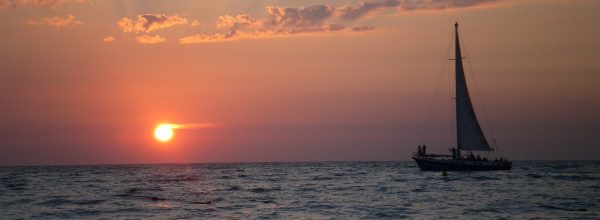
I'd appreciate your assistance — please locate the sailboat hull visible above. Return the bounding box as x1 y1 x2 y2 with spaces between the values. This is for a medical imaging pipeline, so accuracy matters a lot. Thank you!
412 157 512 171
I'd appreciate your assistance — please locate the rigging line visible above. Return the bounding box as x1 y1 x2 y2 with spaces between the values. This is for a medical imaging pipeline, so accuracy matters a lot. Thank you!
458 26 500 152
420 28 454 145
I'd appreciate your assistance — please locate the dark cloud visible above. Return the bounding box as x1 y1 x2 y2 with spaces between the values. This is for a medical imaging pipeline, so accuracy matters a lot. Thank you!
286 23 346 35
351 25 376 32
118 14 188 34
140 14 187 32
117 14 191 44
179 23 347 44
204 6 344 43
180 0 504 44
217 14 260 38
338 0 400 20
265 5 336 27
400 0 501 11
339 0 501 20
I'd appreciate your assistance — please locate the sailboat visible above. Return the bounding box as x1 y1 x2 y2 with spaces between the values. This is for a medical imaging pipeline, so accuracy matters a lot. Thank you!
412 23 512 171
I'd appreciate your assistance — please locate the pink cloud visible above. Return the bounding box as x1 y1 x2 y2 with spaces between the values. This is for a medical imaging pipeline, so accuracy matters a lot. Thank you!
180 5 347 44
179 0 501 44
338 0 501 20
103 36 116 43
117 14 195 44
351 25 376 32
337 0 400 20
118 14 188 34
136 34 165 44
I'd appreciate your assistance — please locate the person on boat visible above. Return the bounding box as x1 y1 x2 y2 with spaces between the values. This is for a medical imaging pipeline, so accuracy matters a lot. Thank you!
456 149 461 160
417 145 422 158
450 147 456 160
422 145 427 157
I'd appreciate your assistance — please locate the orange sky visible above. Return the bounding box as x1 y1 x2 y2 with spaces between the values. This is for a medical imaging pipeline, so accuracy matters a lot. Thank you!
1 0 599 165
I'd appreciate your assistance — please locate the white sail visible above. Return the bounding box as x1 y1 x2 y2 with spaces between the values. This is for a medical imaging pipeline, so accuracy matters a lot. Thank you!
454 23 492 151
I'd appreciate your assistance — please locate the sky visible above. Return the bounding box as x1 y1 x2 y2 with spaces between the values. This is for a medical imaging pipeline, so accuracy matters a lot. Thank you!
1 0 599 166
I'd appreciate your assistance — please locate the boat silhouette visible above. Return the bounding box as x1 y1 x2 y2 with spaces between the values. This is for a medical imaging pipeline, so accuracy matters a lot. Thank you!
412 23 512 171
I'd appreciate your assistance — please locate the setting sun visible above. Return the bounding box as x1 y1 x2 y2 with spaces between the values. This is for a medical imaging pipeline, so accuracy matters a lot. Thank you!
154 124 174 142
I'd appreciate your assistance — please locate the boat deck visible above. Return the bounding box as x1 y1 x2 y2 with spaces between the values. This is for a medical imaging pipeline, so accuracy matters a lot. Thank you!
412 157 512 171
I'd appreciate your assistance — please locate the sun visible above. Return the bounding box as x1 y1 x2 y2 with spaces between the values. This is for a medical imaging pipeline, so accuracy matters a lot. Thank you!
154 124 174 142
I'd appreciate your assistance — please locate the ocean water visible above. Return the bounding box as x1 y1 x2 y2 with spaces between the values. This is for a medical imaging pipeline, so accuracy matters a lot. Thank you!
1 161 599 219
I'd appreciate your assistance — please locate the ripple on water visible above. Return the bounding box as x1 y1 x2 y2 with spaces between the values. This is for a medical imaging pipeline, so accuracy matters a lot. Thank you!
312 176 334 181
4 182 27 191
526 173 543 179
552 174 598 181
226 185 241 191
250 187 281 193
36 197 74 206
539 204 588 212
1 161 599 219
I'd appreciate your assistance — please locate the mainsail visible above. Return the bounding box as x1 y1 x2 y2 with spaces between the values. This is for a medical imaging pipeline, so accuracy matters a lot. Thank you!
454 23 492 151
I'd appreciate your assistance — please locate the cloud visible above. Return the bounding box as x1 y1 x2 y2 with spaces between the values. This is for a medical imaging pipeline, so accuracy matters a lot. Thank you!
118 14 188 33
0 0 88 9
179 0 501 44
103 36 116 43
338 0 501 20
338 0 400 20
265 4 336 28
180 34 235 44
216 14 261 38
117 14 195 44
351 25 376 32
117 17 134 32
179 23 348 44
400 0 501 11
26 14 82 28
180 5 345 44
136 34 165 44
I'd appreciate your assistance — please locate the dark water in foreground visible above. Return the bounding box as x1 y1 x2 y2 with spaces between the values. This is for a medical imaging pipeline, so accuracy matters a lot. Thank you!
1 161 599 219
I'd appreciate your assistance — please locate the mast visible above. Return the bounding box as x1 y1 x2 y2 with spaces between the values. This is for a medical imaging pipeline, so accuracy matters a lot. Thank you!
454 22 492 151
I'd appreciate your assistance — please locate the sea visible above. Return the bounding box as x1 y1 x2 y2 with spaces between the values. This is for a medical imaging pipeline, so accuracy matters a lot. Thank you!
1 161 599 219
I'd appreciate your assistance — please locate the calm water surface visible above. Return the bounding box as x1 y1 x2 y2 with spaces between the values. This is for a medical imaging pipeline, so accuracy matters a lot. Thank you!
1 161 599 219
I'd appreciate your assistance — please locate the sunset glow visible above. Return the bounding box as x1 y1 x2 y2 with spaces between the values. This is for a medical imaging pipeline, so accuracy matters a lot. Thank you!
1 0 599 166
2 1 599 218
154 124 174 142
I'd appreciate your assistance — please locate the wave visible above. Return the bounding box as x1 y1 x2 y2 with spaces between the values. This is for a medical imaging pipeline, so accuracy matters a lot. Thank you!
155 174 199 182
250 187 281 193
539 205 588 212
227 185 241 191
526 173 543 179
2 161 599 219
4 182 27 191
312 176 334 181
307 203 336 209
552 174 598 181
